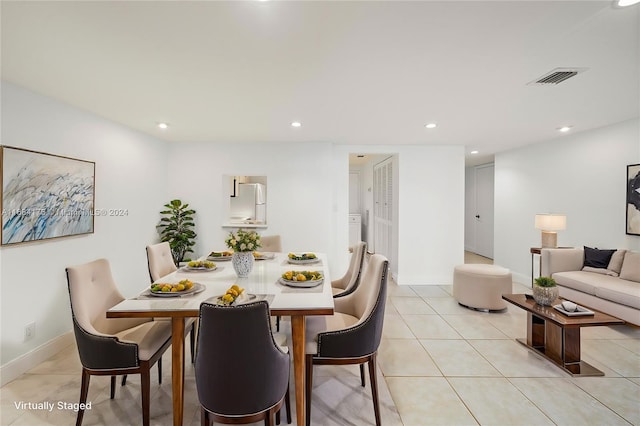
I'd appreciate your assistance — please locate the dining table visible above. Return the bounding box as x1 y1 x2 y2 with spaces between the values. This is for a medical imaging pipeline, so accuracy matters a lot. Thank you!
107 252 334 426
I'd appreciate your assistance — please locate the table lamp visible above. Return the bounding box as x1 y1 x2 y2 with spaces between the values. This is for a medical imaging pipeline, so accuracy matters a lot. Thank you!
535 214 566 248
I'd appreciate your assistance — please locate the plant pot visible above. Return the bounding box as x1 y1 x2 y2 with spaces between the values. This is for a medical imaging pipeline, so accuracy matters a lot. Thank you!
232 251 254 278
532 284 559 306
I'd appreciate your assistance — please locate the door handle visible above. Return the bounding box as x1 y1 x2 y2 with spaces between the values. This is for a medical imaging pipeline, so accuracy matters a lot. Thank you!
475 215 480 219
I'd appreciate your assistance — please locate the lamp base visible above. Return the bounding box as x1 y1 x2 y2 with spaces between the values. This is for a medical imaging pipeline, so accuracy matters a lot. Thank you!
541 231 558 248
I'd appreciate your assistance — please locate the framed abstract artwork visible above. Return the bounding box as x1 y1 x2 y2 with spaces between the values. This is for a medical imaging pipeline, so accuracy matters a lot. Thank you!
1 146 95 245
627 163 640 236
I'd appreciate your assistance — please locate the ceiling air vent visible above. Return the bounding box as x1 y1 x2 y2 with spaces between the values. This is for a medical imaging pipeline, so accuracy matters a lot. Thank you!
528 68 587 85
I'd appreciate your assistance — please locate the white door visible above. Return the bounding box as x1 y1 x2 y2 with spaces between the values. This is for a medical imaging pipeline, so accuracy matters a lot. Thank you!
474 164 494 258
373 158 393 259
349 171 360 214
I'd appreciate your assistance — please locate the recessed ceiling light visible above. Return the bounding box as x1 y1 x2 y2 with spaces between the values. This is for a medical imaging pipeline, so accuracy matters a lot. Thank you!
558 126 572 133
470 150 479 154
291 122 302 128
425 123 437 129
157 122 169 130
617 0 640 7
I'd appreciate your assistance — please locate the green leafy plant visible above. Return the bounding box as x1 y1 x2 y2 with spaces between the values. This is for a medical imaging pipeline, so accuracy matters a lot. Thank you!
225 229 261 252
157 199 197 265
534 276 557 288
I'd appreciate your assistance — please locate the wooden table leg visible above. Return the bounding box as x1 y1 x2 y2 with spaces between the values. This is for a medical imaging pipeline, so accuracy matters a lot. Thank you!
290 315 306 426
171 317 185 426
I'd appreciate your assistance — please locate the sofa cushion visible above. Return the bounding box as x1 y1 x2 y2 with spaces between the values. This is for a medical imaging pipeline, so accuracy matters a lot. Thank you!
619 251 640 283
582 266 619 277
594 279 640 310
583 246 616 269
552 271 600 295
608 250 627 274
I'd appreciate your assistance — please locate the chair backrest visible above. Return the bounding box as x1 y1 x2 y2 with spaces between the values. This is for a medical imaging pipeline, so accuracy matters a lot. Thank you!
146 242 178 282
317 254 388 358
195 300 289 416
333 241 367 293
260 235 282 252
66 259 148 336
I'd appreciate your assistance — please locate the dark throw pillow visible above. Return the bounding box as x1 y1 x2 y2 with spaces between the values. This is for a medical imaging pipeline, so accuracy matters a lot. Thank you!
583 246 616 269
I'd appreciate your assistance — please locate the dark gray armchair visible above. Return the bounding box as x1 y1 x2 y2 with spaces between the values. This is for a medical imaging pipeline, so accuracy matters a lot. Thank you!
65 258 172 426
195 300 290 425
305 254 389 426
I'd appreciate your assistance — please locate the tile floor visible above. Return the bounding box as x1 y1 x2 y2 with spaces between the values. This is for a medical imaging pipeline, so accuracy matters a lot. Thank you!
2 253 639 425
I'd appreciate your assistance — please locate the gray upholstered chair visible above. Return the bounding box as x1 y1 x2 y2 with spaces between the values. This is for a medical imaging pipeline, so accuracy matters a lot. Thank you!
305 254 389 426
66 258 172 426
331 241 367 297
195 300 290 425
260 235 283 252
146 242 197 362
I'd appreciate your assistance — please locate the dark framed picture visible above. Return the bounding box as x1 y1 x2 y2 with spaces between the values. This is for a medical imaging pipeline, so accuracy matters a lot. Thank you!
1 146 95 245
627 163 640 236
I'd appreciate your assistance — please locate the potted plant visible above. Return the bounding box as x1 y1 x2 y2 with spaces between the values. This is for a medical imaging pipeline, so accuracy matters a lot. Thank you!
533 276 559 306
225 229 261 278
157 199 197 266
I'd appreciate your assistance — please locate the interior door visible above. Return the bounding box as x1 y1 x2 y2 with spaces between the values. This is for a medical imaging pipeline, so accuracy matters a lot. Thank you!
474 164 494 259
373 158 393 259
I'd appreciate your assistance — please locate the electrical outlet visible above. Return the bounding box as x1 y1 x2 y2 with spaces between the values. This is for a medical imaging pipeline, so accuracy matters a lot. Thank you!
24 322 35 342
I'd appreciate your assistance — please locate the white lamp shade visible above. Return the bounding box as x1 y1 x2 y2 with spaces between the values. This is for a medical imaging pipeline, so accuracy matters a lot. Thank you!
535 214 566 231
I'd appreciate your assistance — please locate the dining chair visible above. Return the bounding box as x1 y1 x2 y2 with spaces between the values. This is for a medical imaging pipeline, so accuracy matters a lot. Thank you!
305 254 389 426
260 235 283 252
65 258 172 426
146 242 197 363
331 241 367 297
195 300 291 426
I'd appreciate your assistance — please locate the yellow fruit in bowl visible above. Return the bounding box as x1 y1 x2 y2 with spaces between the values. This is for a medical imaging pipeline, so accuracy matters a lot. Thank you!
296 273 307 281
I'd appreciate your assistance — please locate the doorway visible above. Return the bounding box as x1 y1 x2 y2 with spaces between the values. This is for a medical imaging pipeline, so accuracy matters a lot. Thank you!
465 163 494 259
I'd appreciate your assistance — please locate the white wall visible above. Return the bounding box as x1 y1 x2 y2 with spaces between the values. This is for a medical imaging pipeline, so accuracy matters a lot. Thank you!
494 118 640 284
165 141 336 273
334 145 466 285
0 83 169 370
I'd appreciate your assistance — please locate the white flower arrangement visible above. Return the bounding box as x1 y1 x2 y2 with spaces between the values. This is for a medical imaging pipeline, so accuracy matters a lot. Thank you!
225 229 262 252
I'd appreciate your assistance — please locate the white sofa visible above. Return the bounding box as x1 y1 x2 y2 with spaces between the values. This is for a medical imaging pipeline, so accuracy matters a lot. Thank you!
541 248 640 326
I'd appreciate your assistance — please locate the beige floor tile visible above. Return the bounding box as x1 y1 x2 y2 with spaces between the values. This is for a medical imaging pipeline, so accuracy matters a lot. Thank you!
25 344 80 375
422 297 482 315
390 297 436 315
308 366 402 426
610 338 640 354
438 284 453 296
386 285 418 298
483 309 528 339
448 377 554 425
378 339 441 377
441 315 509 339
383 314 417 339
510 377 631 425
386 377 477 425
570 377 640 425
403 315 462 339
469 340 565 377
581 339 640 377
582 324 640 340
409 285 450 298
420 340 501 377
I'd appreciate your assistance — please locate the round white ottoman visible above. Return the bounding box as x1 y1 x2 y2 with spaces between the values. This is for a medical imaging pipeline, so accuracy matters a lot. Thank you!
452 264 512 311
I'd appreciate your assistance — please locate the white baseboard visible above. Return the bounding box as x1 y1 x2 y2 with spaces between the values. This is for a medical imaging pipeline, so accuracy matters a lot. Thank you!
0 332 74 387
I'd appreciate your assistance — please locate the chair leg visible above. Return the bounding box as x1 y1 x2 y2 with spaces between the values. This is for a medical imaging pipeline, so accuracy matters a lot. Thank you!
77 369 91 426
285 385 292 424
201 407 209 426
276 316 280 332
360 363 366 387
141 365 151 426
265 409 274 426
110 376 116 399
122 375 127 386
158 357 162 384
190 327 196 363
276 408 281 425
305 354 314 426
368 353 381 426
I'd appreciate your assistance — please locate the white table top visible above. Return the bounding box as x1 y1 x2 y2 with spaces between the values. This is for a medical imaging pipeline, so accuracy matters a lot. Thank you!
108 252 334 317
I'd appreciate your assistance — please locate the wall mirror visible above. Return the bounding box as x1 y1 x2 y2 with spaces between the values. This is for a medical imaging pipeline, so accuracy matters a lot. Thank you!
225 175 267 225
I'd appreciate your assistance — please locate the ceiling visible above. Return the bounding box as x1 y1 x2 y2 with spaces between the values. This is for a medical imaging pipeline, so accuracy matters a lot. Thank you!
2 1 639 166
